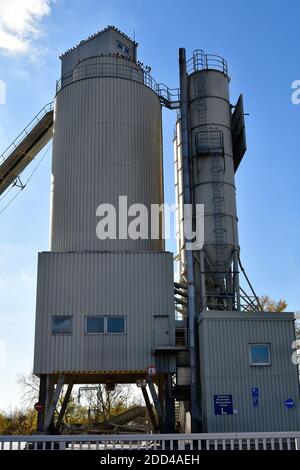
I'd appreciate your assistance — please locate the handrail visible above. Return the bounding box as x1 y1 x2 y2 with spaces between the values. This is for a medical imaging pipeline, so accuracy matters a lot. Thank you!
0 432 299 451
0 102 54 164
186 49 228 76
56 62 180 108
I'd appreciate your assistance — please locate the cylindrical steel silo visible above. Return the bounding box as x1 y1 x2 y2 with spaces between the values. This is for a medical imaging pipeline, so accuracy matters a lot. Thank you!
189 66 239 275
174 50 240 310
50 54 164 252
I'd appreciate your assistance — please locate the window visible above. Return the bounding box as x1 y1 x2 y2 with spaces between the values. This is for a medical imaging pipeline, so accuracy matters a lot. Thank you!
116 41 130 55
86 316 104 334
52 316 72 334
85 316 126 334
249 343 271 366
107 317 125 333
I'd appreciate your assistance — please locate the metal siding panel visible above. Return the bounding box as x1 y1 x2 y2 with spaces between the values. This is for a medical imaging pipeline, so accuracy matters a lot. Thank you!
33 252 174 375
51 73 163 253
199 311 300 432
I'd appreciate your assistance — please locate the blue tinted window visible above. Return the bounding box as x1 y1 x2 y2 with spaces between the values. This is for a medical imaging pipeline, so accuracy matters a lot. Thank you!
250 344 271 365
107 317 125 333
52 316 72 334
86 317 104 333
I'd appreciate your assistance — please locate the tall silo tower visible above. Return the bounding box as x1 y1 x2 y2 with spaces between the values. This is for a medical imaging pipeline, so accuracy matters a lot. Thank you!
50 28 164 253
174 49 245 313
174 49 300 434
33 27 176 433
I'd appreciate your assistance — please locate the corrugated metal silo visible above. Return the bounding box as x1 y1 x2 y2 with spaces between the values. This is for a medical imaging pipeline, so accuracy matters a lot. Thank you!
51 54 164 252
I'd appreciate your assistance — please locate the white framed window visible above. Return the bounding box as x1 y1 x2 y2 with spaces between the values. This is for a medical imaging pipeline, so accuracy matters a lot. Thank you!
249 343 271 366
52 316 72 334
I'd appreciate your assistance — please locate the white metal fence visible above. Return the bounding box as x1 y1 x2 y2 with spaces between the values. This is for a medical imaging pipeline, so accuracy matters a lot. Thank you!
0 432 300 451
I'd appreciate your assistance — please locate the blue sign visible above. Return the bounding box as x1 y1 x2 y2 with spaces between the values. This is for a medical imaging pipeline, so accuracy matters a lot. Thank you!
214 395 233 415
285 399 295 409
251 387 259 407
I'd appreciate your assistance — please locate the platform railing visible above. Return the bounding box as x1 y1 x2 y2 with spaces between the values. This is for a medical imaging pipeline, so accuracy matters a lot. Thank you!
186 49 228 76
0 432 300 451
56 61 180 108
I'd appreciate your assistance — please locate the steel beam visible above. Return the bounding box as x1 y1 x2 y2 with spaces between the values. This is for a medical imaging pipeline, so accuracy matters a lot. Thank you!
141 386 158 432
55 379 74 432
37 375 47 432
146 377 164 432
43 375 65 432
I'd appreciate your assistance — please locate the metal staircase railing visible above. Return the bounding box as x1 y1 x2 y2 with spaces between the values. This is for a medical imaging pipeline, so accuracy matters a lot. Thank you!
0 102 53 165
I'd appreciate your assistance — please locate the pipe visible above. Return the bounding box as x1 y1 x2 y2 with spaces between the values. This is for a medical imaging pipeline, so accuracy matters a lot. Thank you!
233 250 241 310
179 47 202 432
200 250 207 311
238 253 263 311
240 286 260 311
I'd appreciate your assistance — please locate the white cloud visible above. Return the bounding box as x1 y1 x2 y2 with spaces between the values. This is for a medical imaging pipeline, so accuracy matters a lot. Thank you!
0 0 53 55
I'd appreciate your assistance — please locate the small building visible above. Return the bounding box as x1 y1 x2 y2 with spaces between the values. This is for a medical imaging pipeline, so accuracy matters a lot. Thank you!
198 311 300 432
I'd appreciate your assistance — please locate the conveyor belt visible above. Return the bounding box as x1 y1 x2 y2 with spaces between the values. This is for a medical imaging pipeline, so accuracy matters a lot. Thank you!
0 102 53 195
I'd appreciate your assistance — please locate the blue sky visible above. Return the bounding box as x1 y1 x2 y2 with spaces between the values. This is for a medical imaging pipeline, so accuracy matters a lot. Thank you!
0 0 299 409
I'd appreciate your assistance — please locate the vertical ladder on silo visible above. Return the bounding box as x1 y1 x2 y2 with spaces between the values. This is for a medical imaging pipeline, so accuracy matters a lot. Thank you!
210 134 227 289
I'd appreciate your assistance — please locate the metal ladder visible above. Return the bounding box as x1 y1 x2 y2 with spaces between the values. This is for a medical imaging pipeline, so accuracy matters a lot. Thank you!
211 150 227 287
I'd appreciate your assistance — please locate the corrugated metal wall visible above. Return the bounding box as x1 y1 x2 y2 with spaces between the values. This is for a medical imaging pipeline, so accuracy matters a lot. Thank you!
199 311 300 431
51 65 164 252
34 252 174 375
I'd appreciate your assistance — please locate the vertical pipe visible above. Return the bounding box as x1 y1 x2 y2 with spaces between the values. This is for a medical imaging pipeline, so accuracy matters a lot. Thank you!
233 251 241 310
179 48 202 432
200 249 207 311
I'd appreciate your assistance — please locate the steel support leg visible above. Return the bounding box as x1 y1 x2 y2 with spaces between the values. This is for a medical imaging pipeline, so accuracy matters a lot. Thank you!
146 377 164 432
141 385 158 432
37 375 47 432
55 379 74 433
43 375 65 432
165 375 175 433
